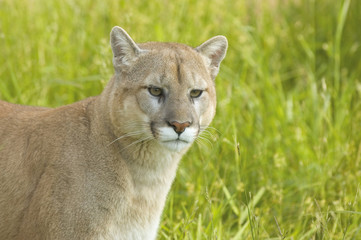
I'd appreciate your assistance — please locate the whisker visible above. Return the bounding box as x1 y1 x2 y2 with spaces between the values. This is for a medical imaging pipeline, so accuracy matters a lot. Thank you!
199 126 220 142
122 124 150 131
195 137 211 149
129 138 154 156
120 120 150 127
107 130 146 146
200 126 220 134
199 129 216 138
120 136 154 153
195 135 213 148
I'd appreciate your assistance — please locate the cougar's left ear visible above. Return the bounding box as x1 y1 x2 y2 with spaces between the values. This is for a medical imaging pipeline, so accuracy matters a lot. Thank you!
110 26 145 72
196 35 228 80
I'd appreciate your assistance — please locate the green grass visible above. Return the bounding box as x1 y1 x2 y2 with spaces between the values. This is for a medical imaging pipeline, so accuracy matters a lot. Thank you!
1 0 361 238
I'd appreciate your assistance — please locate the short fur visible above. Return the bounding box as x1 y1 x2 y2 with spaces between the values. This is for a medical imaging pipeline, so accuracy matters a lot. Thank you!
0 26 227 240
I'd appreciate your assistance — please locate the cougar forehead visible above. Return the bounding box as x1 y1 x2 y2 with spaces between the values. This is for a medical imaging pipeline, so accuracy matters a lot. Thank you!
132 42 212 86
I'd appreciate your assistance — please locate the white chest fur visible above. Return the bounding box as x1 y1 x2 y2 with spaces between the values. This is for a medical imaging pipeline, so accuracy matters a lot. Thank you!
102 218 159 240
99 146 182 240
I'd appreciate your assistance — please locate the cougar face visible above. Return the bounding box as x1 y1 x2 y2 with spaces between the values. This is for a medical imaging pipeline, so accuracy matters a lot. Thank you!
108 28 227 153
135 45 216 152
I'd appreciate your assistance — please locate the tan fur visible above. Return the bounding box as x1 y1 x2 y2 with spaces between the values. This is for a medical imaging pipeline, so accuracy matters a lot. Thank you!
0 27 227 240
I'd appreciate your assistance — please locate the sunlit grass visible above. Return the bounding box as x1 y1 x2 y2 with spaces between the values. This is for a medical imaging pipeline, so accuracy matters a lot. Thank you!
1 0 361 239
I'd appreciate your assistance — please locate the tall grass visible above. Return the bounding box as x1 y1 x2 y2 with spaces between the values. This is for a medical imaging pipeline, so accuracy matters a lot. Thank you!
1 0 361 238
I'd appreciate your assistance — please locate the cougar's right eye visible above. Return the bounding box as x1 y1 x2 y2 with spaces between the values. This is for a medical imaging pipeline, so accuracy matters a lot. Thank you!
148 87 163 97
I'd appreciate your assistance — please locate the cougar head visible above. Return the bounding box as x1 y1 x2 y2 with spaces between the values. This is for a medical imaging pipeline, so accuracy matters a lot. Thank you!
106 26 227 152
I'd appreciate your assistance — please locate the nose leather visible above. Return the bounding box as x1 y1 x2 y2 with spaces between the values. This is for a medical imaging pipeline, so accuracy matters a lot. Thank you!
168 121 191 134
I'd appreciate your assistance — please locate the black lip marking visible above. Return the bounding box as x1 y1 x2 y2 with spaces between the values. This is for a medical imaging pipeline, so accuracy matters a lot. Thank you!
150 121 156 137
162 139 189 144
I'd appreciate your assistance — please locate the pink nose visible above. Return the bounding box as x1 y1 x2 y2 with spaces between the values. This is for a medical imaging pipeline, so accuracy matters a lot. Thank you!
168 121 191 134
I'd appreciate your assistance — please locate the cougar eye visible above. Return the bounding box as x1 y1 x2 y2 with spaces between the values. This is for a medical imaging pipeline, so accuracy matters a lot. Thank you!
190 89 203 98
148 87 163 97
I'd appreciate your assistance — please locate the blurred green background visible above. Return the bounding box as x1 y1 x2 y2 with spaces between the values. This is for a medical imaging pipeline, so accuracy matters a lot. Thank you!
1 0 361 239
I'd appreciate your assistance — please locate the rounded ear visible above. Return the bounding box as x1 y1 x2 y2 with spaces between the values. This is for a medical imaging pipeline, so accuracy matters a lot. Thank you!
110 26 145 72
196 36 228 80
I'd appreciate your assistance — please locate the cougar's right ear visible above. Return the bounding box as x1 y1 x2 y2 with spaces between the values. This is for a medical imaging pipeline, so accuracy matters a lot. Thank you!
110 26 144 72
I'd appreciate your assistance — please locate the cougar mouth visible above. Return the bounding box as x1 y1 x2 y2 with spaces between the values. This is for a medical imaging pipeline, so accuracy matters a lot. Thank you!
162 138 190 144
161 139 191 152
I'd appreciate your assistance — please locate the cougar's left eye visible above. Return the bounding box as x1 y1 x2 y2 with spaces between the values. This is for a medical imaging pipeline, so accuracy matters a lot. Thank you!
148 87 163 97
190 89 203 98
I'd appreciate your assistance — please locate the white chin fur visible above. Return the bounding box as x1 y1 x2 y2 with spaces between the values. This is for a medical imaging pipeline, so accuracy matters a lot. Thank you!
157 127 198 152
161 140 191 152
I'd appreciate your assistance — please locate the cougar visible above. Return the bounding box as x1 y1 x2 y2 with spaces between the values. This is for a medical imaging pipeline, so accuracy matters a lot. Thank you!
0 26 227 240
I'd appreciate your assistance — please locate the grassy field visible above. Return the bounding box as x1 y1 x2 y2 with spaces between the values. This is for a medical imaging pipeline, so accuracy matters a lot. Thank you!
1 0 361 239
